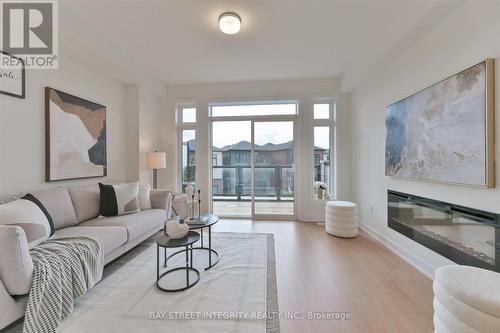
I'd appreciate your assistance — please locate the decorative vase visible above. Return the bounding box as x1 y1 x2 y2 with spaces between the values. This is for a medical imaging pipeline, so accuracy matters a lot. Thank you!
185 183 194 200
165 220 189 239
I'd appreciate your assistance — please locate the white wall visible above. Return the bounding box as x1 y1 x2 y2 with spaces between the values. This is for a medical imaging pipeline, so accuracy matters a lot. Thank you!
159 78 351 221
350 0 500 278
123 85 140 182
123 85 163 185
0 55 163 193
0 56 128 193
139 88 162 185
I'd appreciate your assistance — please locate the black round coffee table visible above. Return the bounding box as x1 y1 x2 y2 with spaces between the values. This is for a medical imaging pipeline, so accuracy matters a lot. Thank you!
167 214 220 271
156 231 200 292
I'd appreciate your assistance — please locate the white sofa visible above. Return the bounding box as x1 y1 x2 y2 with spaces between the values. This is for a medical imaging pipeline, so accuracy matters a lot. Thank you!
0 184 173 330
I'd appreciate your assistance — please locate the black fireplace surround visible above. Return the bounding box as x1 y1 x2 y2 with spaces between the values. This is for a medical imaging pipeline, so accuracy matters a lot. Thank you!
388 190 500 273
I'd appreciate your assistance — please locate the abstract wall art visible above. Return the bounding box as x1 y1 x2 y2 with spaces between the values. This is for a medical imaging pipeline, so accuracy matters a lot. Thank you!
45 87 107 181
385 59 494 187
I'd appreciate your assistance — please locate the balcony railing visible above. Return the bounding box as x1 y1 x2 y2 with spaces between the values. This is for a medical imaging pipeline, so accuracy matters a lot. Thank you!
212 165 293 201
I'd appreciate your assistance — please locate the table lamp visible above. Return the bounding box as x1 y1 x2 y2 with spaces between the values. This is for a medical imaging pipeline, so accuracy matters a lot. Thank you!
147 151 166 189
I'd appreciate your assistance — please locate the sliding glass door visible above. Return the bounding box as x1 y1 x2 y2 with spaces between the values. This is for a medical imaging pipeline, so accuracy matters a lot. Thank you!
212 121 252 217
211 118 295 218
253 121 294 217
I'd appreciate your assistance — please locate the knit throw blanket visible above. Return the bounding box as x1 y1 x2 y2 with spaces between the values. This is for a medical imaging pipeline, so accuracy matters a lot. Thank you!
23 236 104 333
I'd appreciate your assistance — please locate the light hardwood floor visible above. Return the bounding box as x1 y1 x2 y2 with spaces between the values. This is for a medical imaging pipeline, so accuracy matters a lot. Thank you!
213 219 434 333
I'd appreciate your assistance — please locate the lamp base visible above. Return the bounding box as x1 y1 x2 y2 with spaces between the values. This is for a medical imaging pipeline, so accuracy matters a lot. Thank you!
153 169 158 189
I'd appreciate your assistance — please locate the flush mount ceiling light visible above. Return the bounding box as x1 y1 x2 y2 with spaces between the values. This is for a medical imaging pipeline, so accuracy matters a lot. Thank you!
219 12 241 35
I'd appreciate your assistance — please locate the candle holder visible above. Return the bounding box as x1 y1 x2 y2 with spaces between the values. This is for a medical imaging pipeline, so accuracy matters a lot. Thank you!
191 194 195 219
185 189 208 225
198 189 201 219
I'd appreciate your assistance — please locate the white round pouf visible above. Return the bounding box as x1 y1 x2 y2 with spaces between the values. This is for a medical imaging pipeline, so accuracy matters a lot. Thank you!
433 265 500 333
325 201 358 238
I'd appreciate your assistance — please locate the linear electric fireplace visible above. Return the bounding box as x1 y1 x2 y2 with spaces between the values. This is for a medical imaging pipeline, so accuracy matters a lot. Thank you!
388 190 500 272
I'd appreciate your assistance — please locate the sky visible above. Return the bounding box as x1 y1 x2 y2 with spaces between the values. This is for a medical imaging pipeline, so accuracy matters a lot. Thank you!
211 121 296 147
185 121 329 149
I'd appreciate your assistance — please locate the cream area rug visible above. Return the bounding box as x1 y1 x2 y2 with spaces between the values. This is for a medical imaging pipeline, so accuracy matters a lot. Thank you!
53 232 279 333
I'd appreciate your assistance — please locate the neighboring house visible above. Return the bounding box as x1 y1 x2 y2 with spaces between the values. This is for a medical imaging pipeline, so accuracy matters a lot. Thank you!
184 139 329 199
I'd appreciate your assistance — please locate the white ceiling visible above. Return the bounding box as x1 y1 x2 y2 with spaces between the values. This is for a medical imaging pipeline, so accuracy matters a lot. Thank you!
61 0 460 91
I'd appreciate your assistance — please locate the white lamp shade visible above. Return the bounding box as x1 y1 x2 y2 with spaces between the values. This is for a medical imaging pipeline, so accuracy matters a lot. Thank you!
147 152 166 169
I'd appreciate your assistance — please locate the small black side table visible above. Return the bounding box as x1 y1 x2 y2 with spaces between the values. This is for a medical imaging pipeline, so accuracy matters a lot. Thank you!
156 231 200 292
167 214 220 270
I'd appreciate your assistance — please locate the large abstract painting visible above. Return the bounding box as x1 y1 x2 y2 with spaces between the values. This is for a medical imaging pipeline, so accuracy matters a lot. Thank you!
45 87 107 181
385 60 494 187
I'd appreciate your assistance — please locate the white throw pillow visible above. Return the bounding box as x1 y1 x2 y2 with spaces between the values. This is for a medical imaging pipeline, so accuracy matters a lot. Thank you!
0 194 55 249
99 182 140 217
138 183 152 210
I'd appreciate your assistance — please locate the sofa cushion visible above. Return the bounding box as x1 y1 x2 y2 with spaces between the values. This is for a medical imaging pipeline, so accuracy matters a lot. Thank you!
151 190 173 219
80 209 166 241
54 226 128 256
138 183 152 210
68 184 100 223
31 187 77 229
0 196 54 249
0 225 33 295
99 182 140 217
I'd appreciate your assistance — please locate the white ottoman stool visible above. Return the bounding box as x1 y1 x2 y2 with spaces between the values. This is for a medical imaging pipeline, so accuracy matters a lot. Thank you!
433 265 500 333
325 201 358 238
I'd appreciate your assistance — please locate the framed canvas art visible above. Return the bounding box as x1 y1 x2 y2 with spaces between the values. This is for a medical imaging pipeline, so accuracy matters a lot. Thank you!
385 59 494 188
0 51 25 99
45 87 107 181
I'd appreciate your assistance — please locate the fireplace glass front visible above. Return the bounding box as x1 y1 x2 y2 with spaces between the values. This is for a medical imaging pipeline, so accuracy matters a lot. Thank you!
388 190 500 272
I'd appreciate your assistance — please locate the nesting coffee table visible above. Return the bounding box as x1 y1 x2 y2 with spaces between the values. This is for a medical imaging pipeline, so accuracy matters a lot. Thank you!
156 231 200 292
166 214 220 271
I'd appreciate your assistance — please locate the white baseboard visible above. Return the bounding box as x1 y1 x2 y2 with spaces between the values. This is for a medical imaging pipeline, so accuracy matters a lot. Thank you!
359 221 435 280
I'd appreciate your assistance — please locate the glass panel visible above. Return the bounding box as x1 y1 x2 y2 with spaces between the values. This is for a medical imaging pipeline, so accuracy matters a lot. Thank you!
182 107 196 123
212 121 251 217
313 126 331 199
254 121 294 216
314 103 329 119
211 103 297 117
388 192 499 271
181 130 196 191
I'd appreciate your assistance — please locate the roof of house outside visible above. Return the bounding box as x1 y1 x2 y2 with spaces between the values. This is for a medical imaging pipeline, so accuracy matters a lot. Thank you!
185 139 327 152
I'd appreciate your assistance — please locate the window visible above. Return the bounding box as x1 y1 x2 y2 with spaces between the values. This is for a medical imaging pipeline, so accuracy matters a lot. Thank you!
181 130 196 189
177 104 197 191
312 100 335 200
210 102 298 117
182 107 196 123
314 153 321 165
233 152 249 165
314 126 330 185
314 103 330 119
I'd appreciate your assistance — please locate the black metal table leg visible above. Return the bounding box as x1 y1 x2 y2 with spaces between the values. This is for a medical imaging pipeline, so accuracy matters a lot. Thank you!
190 244 193 268
185 245 189 287
209 226 212 267
156 244 159 281
200 228 204 248
164 247 167 267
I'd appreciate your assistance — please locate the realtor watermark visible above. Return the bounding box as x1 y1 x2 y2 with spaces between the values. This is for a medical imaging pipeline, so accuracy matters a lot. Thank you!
0 0 58 69
146 311 352 321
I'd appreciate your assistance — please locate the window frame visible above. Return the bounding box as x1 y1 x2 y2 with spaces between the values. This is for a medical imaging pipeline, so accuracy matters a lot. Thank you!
208 99 299 219
208 100 299 119
312 98 336 200
176 103 197 191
